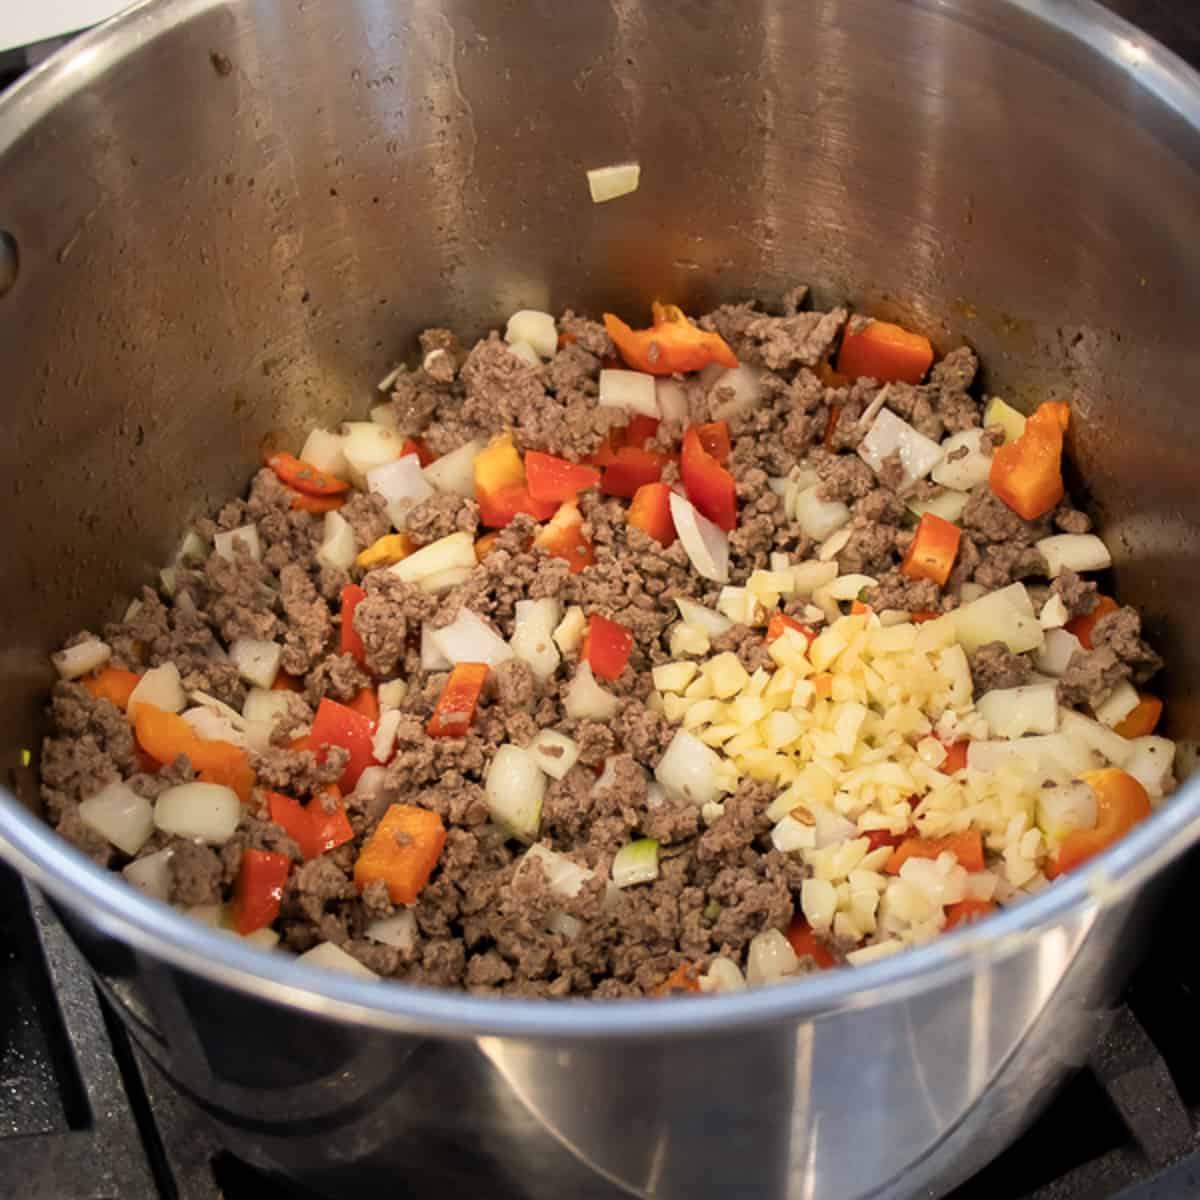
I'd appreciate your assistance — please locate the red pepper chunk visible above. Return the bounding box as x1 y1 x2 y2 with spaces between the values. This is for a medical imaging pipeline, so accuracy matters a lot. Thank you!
234 848 291 935
765 612 817 647
627 482 676 547
695 420 731 465
624 415 661 447
533 500 596 573
428 663 489 738
268 788 355 861
583 614 633 681
1065 595 1118 650
601 446 670 498
988 401 1070 521
1045 768 1151 879
525 451 602 505
900 513 962 589
309 697 376 792
603 311 737 376
474 434 559 528
346 687 379 723
886 830 985 874
784 918 836 968
939 740 969 774
943 898 996 930
339 584 368 667
400 437 436 467
265 451 350 497
680 426 737 531
836 319 934 385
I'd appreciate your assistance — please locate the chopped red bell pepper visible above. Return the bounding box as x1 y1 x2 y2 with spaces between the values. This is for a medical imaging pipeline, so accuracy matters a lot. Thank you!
339 584 368 667
901 513 962 589
1045 768 1151 879
289 491 346 514
943 898 996 930
765 613 817 648
680 426 737 531
784 918 836 968
939 740 969 774
309 697 376 792
836 319 934 385
988 401 1070 520
233 848 291 935
346 687 379 722
533 499 596 573
525 451 602 504
886 830 985 874
265 451 350 497
427 663 489 738
474 434 559 528
863 828 905 854
603 311 737 376
268 788 356 861
624 414 661 447
272 672 302 692
601 446 670 498
583 613 633 681
1065 595 1118 650
1113 694 1163 739
627 482 676 547
652 961 704 996
400 437 436 467
695 420 731 465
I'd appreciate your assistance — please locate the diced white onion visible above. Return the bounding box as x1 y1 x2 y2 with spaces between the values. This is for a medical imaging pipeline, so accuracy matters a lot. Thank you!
827 573 877 601
229 638 282 690
431 609 513 667
159 566 178 596
977 683 1060 740
553 606 587 655
669 492 729 583
771 815 817 852
390 532 476 586
505 310 558 359
792 484 852 542
122 847 174 902
300 428 349 477
587 162 641 203
699 956 747 993
656 378 689 423
507 340 540 367
1039 594 1069 631
1034 627 1083 676
176 530 207 562
611 839 660 887
1058 708 1135 767
353 765 389 803
367 453 433 531
485 745 547 841
858 408 944 491
376 364 404 393
599 369 659 418
529 730 581 780
365 910 417 952
127 661 186 716
814 807 858 848
242 687 293 728
1093 680 1141 728
801 878 838 931
1036 781 1098 841
510 599 563 681
745 928 800 986
675 597 732 636
655 728 724 807
563 663 620 720
931 429 992 492
315 511 357 572
378 679 408 711
909 490 969 525
1124 736 1175 799
418 566 473 594
423 438 484 497
520 843 595 898
213 523 261 563
421 624 452 671
79 781 154 855
340 421 405 487
983 396 1026 442
707 365 763 422
296 942 379 978
53 637 112 681
967 734 1099 778
546 910 583 939
950 584 1043 655
792 560 839 595
154 782 241 844
1036 534 1112 578
372 708 403 763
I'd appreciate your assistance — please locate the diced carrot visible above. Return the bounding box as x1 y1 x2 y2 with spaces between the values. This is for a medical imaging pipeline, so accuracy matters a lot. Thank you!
289 492 346 514
533 500 596 574
1114 695 1163 739
901 513 961 589
353 804 447 904
988 401 1070 520
427 663 489 738
627 482 676 547
652 961 704 996
939 740 969 774
1046 768 1151 879
765 613 817 648
346 687 379 722
339 584 368 668
944 898 996 930
603 311 737 376
233 848 291 936
400 437 435 467
784 918 836 968
1065 595 1119 650
265 451 350 497
582 614 633 681
268 788 355 860
886 830 985 874
83 666 141 710
836 318 934 385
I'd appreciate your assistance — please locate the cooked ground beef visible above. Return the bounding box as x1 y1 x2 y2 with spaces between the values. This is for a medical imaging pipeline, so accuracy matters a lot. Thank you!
39 290 1165 999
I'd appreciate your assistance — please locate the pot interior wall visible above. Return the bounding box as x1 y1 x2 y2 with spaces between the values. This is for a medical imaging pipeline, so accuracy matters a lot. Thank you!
1 0 1198 808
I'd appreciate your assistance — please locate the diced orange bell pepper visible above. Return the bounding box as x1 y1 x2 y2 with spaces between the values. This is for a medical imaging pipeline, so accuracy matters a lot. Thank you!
943 898 996 930
1045 768 1151 879
652 961 704 996
524 451 602 505
601 446 670 498
533 500 596 573
784 918 836 968
1065 595 1118 650
83 666 141 710
427 663 489 738
1114 694 1163 739
886 830 985 874
836 318 934 385
695 420 731 465
939 740 969 774
289 491 346 514
309 697 376 792
134 704 256 803
474 433 559 528
272 672 302 692
265 451 350 497
765 613 817 648
627 482 676 547
901 513 962 589
474 532 500 561
346 687 379 723
268 787 355 860
353 803 446 904
603 310 738 376
233 848 291 935
339 584 368 668
583 613 634 681
680 425 737 531
400 437 436 467
988 401 1070 521
197 752 257 806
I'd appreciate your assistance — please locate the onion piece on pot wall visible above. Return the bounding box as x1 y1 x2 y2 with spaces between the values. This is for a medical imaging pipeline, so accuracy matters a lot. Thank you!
668 492 729 583
296 942 379 978
599 368 659 418
122 847 174 902
505 310 558 359
316 511 358 572
229 638 282 690
587 162 640 203
79 781 154 856
367 453 433 530
53 637 112 681
655 728 725 807
154 782 241 845
213 523 261 563
127 661 186 717
1035 533 1112 578
365 910 417 952
485 745 547 842
430 608 513 667
423 438 485 497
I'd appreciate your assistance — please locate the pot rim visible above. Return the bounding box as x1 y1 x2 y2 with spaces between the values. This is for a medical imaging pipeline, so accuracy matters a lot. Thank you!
2 0 1198 1040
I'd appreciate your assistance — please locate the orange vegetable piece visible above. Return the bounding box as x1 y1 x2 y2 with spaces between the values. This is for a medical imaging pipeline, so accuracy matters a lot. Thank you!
901 513 962 589
265 451 350 497
680 426 737 531
473 433 558 528
939 740 969 774
353 804 447 904
910 610 941 624
784 918 836 968
944 898 996 930
474 532 500 561
197 754 256 806
627 482 676 547
533 500 596 574
400 437 435 467
135 704 255 803
886 830 985 874
813 361 851 390
233 848 291 936
623 414 661 448
765 613 817 648
427 663 489 738
653 961 704 996
603 310 737 376
1114 694 1163 739
289 492 345 514
346 687 379 723
988 401 1070 520
695 420 731 465
600 446 670 499
836 318 934 385
850 600 872 615
268 788 355 860
83 667 141 710
525 451 602 505
339 584 368 667
272 672 302 692
1045 768 1151 879
1065 595 1119 650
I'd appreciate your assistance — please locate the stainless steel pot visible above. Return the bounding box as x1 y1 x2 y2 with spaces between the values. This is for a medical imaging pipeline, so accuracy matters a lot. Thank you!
1 2 1198 1196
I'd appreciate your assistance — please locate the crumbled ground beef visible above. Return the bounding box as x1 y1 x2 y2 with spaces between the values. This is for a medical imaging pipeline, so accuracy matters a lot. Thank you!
1050 569 1098 620
1092 607 1163 684
972 641 1032 695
